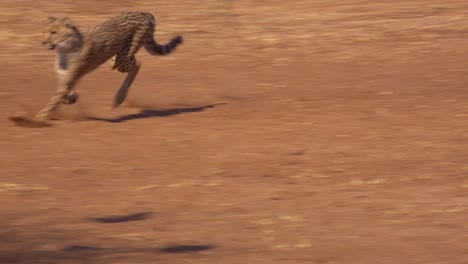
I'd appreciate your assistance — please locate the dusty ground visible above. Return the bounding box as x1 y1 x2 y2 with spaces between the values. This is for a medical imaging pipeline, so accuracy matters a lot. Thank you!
1 0 468 263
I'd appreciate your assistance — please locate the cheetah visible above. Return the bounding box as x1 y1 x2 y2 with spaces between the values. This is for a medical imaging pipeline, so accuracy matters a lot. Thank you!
9 11 183 127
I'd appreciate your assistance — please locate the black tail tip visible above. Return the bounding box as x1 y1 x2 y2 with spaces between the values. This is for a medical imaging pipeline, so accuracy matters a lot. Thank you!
173 35 184 45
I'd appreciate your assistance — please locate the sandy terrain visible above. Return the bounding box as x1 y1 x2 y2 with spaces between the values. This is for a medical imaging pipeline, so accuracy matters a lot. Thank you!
1 1 468 263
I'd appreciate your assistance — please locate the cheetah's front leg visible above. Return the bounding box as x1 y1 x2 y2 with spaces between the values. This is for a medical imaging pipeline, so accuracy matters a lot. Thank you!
62 90 79 105
34 67 81 122
9 82 71 127
34 84 71 121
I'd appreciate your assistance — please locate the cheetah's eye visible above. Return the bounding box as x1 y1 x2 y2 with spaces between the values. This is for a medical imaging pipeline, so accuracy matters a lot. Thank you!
51 31 57 35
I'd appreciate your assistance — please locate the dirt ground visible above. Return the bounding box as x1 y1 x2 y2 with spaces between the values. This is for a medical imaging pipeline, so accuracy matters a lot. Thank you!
1 1 468 263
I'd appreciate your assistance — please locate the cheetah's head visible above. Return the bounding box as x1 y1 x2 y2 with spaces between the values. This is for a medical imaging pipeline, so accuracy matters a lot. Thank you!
42 16 82 52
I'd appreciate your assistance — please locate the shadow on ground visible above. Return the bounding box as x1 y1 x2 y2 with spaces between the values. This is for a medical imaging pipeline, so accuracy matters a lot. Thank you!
87 103 225 123
1 244 215 263
1 212 215 263
63 244 215 254
88 211 154 224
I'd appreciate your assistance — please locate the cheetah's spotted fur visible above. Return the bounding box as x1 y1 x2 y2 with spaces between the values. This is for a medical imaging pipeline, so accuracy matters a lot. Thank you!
10 11 183 127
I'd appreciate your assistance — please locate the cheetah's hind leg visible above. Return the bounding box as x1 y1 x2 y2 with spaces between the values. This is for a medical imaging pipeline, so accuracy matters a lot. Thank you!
113 57 141 108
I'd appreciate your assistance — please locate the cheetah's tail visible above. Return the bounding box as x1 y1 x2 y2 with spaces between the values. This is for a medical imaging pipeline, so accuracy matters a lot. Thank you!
144 35 183 56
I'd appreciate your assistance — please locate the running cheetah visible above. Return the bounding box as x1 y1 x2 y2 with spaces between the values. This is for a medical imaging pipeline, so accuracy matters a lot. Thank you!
10 11 183 127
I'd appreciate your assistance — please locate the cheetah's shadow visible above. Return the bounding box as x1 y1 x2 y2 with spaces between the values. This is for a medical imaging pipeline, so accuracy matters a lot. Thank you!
87 103 225 123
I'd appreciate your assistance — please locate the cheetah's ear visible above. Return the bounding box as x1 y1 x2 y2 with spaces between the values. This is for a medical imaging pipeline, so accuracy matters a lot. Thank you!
47 16 57 23
60 17 74 28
